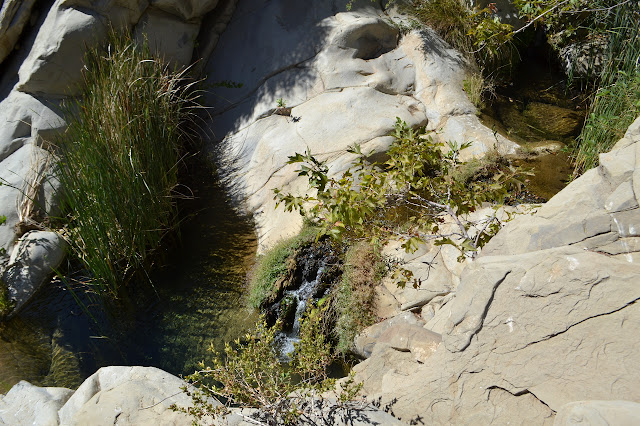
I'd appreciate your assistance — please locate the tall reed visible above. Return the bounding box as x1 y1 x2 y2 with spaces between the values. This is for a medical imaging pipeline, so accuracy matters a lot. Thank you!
56 32 200 296
572 3 640 174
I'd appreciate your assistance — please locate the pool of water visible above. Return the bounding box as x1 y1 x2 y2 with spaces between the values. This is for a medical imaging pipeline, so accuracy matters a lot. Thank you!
478 39 587 200
0 166 257 393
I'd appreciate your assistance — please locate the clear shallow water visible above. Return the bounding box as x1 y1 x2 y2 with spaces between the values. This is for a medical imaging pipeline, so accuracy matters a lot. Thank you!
0 170 257 393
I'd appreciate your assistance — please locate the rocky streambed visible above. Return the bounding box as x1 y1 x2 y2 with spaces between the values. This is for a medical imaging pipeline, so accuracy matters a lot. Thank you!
0 0 639 425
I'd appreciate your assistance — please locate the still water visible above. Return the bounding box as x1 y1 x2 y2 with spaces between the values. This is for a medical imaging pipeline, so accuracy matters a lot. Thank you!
0 170 257 393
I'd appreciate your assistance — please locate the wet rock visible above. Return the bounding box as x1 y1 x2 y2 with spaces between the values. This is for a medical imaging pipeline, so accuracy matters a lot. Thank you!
0 381 73 426
523 102 584 139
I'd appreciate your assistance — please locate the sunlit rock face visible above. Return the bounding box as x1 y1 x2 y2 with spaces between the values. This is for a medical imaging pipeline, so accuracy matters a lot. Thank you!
348 116 640 424
202 0 518 252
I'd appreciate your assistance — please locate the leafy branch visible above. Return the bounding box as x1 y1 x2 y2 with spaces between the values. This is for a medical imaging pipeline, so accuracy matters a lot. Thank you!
275 118 530 261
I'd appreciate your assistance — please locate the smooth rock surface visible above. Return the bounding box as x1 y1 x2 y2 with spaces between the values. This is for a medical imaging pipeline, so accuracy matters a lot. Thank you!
134 7 200 68
354 312 425 358
203 1 519 251
0 381 73 426
17 1 107 97
58 366 199 425
2 230 66 315
554 400 640 426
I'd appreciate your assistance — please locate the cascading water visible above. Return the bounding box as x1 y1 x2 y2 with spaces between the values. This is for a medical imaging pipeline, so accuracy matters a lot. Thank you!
277 265 326 356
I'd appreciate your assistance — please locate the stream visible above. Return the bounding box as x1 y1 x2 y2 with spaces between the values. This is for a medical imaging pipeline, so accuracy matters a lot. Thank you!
0 33 589 395
0 166 258 393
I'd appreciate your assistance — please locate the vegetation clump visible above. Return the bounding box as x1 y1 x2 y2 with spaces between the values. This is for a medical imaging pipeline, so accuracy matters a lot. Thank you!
275 118 527 259
0 279 14 318
55 31 200 296
248 226 319 309
571 3 640 174
332 242 385 354
175 308 362 425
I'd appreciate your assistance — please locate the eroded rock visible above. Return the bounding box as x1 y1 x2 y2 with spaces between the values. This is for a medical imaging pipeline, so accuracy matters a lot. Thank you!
354 117 640 424
203 2 519 252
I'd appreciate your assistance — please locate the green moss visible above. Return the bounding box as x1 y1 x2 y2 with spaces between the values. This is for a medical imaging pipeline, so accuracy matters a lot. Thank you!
247 226 318 309
333 242 385 354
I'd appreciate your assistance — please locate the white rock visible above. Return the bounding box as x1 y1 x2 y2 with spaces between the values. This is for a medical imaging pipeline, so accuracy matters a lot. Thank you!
58 366 203 425
0 91 66 157
17 2 107 96
60 0 149 28
554 400 640 426
2 230 66 315
0 381 73 426
203 2 520 252
0 144 58 255
134 7 200 68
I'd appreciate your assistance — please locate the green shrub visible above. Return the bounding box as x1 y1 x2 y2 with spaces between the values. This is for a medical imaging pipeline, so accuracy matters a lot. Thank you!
333 242 385 354
0 278 14 317
275 118 527 259
247 226 318 309
571 3 640 174
174 308 361 425
55 31 199 296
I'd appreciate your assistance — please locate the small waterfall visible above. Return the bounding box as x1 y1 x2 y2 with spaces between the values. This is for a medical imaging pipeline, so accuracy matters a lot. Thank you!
278 265 326 356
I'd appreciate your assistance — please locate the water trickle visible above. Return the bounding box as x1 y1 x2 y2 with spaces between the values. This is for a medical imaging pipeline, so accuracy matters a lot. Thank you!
277 265 326 357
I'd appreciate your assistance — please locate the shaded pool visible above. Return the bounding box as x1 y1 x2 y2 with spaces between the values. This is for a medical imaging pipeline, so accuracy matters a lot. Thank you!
0 168 257 393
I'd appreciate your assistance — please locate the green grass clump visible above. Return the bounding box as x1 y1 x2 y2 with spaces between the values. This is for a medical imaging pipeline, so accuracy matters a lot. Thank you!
247 226 318 309
333 242 385 354
56 31 199 296
572 3 640 175
0 279 14 317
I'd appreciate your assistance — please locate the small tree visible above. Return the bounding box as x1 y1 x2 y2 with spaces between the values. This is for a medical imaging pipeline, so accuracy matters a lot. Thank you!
275 118 528 260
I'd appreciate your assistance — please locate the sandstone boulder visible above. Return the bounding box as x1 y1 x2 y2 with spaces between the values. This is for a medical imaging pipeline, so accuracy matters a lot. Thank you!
0 144 59 256
58 366 200 425
134 8 200 68
2 231 66 315
354 311 425 358
16 2 107 97
354 117 640 424
0 381 73 426
202 1 519 252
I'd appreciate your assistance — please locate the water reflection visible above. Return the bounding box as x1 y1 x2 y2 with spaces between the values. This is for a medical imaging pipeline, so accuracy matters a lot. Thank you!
0 170 257 392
